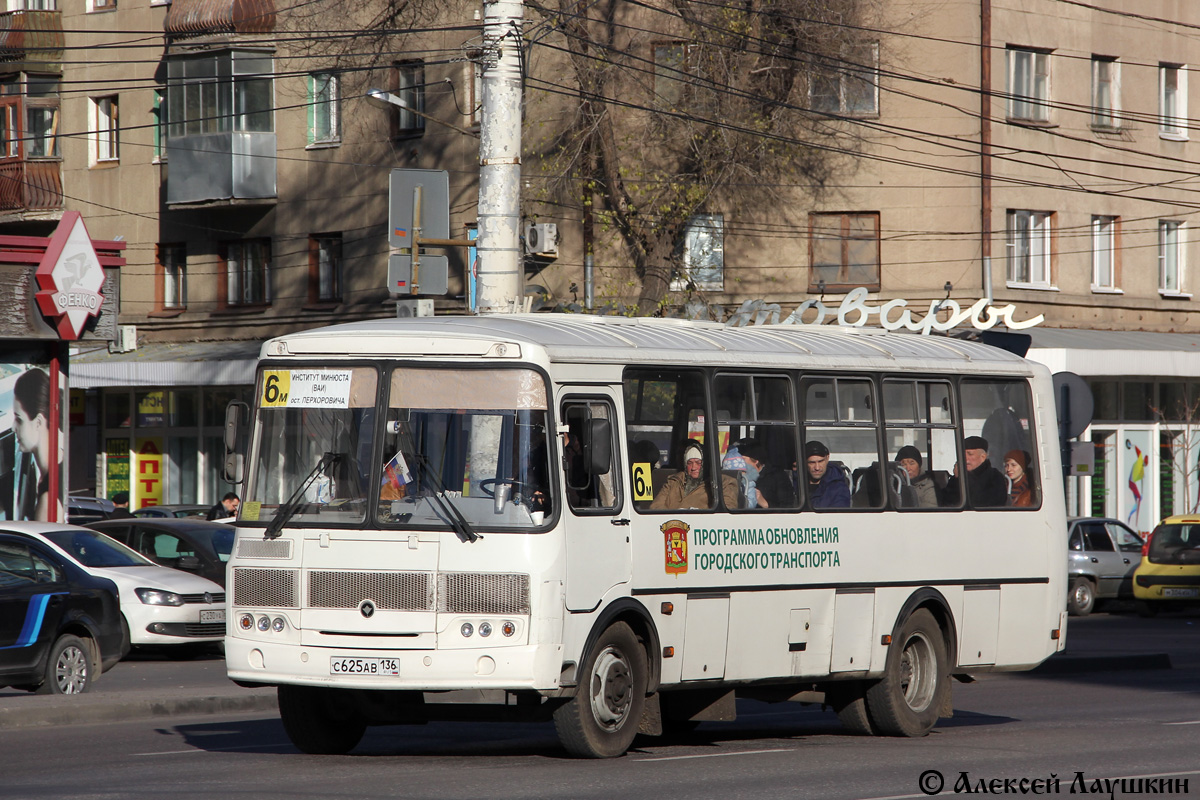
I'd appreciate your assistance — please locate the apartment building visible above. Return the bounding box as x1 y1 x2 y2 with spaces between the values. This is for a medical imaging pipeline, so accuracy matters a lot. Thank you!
0 0 1194 523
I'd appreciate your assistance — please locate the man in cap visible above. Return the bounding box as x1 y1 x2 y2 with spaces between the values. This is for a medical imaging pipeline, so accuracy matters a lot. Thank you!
895 445 940 508
804 440 850 509
651 439 738 510
945 435 1008 507
109 491 134 519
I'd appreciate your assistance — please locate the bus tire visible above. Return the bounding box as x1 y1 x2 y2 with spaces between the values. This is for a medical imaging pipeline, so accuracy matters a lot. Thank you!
278 685 366 755
1067 577 1095 616
826 681 876 735
865 609 947 737
554 622 647 758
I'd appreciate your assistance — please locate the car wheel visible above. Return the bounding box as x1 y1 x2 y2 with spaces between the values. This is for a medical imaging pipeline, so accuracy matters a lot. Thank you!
1135 600 1161 618
278 685 366 754
1067 577 1096 616
865 609 948 737
553 622 648 758
35 635 92 695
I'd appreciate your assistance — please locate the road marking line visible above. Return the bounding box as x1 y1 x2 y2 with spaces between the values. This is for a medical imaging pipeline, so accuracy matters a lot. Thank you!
134 742 291 757
635 747 792 762
1163 720 1200 725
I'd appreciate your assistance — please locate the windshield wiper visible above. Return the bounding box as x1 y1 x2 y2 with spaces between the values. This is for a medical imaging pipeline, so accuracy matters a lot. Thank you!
264 452 342 540
411 454 479 543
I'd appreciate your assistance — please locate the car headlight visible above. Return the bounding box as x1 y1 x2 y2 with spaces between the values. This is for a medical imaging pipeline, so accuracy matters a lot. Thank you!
135 588 185 606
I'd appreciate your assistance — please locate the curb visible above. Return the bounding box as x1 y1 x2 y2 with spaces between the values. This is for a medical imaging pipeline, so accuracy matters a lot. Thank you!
1031 653 1173 675
0 692 278 730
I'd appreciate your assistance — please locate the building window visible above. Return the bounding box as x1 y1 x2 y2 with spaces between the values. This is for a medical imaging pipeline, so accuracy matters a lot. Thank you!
808 212 881 292
0 79 19 159
87 0 115 10
653 42 690 110
167 51 274 139
25 75 59 158
1159 220 1185 295
152 89 164 161
90 96 118 164
1091 215 1119 291
308 72 339 145
1091 56 1118 129
1007 47 1050 123
158 244 186 310
1006 210 1053 287
810 43 879 117
223 239 270 307
1159 63 1187 139
309 234 342 303
391 61 425 136
670 214 723 291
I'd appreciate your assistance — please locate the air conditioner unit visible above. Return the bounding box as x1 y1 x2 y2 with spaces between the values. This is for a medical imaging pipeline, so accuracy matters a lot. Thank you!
524 222 559 257
110 324 137 354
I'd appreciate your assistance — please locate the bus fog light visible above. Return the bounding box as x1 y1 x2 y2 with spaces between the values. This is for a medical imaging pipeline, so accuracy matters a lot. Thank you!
239 613 254 631
272 617 286 632
461 622 474 637
502 621 516 637
479 622 493 637
257 615 271 632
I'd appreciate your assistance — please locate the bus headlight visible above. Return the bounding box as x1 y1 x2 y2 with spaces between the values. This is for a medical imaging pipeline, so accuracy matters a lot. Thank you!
272 617 286 632
461 622 474 638
257 615 271 632
479 622 493 637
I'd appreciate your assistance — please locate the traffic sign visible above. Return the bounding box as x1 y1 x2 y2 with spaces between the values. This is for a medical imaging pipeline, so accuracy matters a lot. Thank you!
389 254 449 296
389 169 450 247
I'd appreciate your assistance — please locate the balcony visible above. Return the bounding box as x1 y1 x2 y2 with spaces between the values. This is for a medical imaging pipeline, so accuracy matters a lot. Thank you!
0 10 63 71
165 132 276 205
0 160 62 213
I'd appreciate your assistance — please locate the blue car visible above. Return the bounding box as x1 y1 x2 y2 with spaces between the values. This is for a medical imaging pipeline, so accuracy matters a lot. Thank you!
0 530 124 694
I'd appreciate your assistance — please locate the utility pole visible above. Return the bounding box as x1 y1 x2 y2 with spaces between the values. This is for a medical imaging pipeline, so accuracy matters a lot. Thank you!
475 0 525 314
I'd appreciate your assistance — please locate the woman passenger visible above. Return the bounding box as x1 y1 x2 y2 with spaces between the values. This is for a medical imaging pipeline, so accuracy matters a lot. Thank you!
1004 449 1034 507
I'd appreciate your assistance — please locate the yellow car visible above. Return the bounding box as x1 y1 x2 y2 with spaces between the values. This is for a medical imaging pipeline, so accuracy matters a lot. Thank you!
1132 515 1200 616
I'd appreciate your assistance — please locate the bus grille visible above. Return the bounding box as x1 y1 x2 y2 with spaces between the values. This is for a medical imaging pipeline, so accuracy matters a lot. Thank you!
232 568 299 608
438 573 530 615
236 539 293 559
308 571 434 611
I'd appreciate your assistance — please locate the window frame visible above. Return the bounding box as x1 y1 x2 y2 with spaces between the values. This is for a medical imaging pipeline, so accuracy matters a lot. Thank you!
308 233 343 305
24 74 60 160
221 238 271 308
1159 63 1188 140
1007 47 1051 123
809 42 880 118
1090 55 1119 130
156 243 187 312
808 211 881 292
391 61 425 137
90 95 119 165
1158 220 1188 297
1091 215 1120 293
1006 209 1054 289
670 213 724 292
308 72 340 146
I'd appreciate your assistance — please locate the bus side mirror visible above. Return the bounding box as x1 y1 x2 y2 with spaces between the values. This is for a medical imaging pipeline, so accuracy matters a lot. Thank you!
586 418 612 475
223 401 249 484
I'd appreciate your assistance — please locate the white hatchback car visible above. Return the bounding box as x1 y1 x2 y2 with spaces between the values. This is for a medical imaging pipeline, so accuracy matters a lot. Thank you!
1 523 226 655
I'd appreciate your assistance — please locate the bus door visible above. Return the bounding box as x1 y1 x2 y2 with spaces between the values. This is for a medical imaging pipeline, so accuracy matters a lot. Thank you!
558 394 628 611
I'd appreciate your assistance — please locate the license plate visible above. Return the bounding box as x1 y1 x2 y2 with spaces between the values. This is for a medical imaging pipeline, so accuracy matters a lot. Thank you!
200 609 226 623
330 657 400 676
1162 587 1199 598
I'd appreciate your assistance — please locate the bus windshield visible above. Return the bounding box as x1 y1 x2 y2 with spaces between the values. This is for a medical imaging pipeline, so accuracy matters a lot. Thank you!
242 364 554 530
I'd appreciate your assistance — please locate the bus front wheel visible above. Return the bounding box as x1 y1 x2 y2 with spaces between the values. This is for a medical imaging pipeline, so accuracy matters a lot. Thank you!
865 609 948 737
554 622 648 758
278 685 366 755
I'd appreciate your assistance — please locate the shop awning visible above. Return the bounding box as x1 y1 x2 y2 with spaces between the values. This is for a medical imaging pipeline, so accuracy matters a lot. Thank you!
69 340 262 388
1026 328 1200 378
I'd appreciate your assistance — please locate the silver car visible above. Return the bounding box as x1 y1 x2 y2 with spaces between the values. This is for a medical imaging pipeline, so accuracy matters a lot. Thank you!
1067 517 1144 615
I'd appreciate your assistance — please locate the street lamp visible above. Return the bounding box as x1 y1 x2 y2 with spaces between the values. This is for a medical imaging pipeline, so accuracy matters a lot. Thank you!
365 88 478 138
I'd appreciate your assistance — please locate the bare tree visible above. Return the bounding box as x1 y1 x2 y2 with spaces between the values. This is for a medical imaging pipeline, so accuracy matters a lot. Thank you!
1151 395 1200 514
526 0 880 314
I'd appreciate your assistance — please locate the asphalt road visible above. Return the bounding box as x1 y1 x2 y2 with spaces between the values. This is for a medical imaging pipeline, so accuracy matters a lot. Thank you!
3 605 1199 799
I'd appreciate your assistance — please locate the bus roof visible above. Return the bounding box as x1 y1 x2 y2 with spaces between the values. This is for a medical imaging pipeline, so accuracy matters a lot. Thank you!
263 315 1036 373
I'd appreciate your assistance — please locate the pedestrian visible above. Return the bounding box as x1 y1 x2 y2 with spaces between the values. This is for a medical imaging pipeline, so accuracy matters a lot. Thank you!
109 491 133 519
207 492 240 521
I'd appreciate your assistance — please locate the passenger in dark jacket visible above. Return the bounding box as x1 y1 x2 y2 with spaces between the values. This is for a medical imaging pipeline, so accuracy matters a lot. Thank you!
945 436 1008 507
804 440 850 509
737 440 797 508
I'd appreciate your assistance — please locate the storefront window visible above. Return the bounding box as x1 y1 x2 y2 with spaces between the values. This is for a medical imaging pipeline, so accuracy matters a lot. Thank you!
168 390 199 427
1122 382 1153 422
105 392 131 428
136 390 167 427
1089 381 1118 421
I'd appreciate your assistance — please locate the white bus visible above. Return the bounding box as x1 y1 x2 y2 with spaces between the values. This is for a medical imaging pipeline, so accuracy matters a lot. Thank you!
223 315 1067 757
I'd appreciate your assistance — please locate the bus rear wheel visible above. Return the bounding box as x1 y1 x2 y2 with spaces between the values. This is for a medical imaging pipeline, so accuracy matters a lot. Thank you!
865 609 947 737
826 681 876 735
554 622 647 758
278 685 366 755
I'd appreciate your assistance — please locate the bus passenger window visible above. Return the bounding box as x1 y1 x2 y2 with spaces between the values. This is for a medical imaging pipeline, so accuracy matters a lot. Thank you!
624 368 715 512
884 379 957 509
956 379 1040 509
802 377 881 510
714 373 798 511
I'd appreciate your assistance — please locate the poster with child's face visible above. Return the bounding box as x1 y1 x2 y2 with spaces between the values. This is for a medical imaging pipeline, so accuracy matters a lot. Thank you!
0 364 60 521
